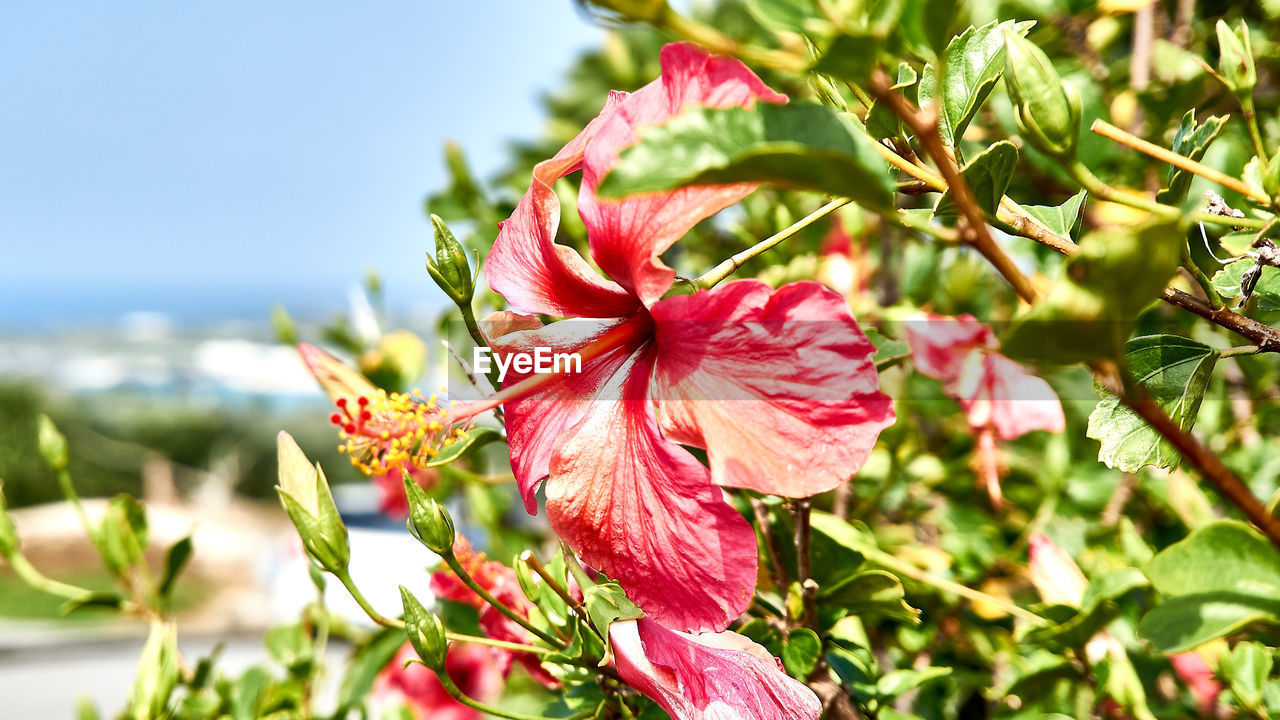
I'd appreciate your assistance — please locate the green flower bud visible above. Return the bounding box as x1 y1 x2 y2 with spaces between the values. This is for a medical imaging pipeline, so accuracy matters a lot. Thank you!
1262 153 1280 200
130 621 179 720
36 415 68 472
400 585 448 671
276 432 349 574
404 476 454 555
0 481 18 558
1003 28 1080 161
1216 20 1256 97
359 330 427 392
98 494 149 574
425 214 474 304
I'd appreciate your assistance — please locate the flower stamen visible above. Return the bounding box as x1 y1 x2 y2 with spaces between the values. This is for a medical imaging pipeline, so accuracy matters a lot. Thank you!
330 388 475 476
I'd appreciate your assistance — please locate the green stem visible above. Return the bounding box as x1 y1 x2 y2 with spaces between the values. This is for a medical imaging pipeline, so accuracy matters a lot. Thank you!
55 469 96 541
459 304 502 389
443 553 562 646
1192 212 1269 230
6 553 95 600
695 199 852 289
1183 244 1225 310
1220 344 1261 358
1241 96 1270 163
862 546 1044 624
434 669 592 720
1072 162 1178 219
445 631 556 656
335 569 404 629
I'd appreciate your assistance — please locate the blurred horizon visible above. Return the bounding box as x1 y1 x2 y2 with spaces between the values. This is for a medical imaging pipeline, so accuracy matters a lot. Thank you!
1 2 602 333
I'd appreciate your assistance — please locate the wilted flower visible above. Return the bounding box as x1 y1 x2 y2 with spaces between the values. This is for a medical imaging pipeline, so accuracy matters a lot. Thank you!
904 314 1063 507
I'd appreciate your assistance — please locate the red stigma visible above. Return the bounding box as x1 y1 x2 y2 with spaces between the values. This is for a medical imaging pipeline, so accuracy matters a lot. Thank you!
336 397 348 408
343 423 357 435
357 396 370 407
329 413 342 425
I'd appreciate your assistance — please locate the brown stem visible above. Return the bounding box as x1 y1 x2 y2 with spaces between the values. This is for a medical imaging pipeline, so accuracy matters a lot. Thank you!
1171 0 1195 47
869 69 1039 303
1093 360 1280 549
793 497 818 630
1159 287 1280 351
750 497 791 592
1130 4 1153 94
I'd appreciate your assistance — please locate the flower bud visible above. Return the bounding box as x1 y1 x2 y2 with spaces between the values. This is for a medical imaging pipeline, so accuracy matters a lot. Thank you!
131 621 179 720
36 414 68 472
359 330 427 392
1215 20 1256 97
0 481 18 558
425 214 474 304
404 474 454 555
1003 28 1080 161
1261 153 1280 199
276 432 350 574
400 585 448 671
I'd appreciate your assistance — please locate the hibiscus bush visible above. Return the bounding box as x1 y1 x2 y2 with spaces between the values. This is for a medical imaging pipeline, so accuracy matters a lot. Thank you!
12 0 1280 718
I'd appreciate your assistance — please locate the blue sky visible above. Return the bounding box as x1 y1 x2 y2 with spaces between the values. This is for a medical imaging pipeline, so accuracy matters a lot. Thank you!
0 2 602 328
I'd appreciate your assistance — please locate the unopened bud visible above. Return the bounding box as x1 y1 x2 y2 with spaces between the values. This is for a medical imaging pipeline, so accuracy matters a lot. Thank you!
426 214 474 304
98 494 148 575
404 477 454 555
1215 20 1256 97
400 586 448 671
1003 29 1080 161
276 432 349 574
36 415 68 472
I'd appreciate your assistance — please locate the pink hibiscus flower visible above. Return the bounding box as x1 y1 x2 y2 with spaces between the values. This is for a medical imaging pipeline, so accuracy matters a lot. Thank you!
481 43 895 632
431 537 559 688
903 314 1063 507
610 617 822 720
375 641 505 720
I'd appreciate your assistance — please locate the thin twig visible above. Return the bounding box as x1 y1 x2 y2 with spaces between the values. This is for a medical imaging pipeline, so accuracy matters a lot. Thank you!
869 69 1039 303
1091 119 1271 204
695 199 851 288
750 497 791 592
793 497 818 630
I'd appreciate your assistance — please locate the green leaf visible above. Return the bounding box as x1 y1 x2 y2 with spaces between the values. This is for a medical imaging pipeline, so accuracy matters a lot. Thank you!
1137 593 1280 653
157 536 193 602
583 582 645 649
1156 110 1227 205
1021 190 1087 238
97 494 149 575
747 0 815 32
812 33 879 84
821 570 920 622
335 628 405 713
917 20 1033 145
1138 522 1280 652
866 328 911 371
781 628 822 678
935 141 1018 218
597 103 894 210
425 426 503 467
1212 257 1280 309
876 667 952 700
807 511 871 581
1003 219 1183 364
229 666 272 720
265 623 314 675
1086 335 1219 472
1145 521 1280 598
1222 641 1272 710
865 63 918 141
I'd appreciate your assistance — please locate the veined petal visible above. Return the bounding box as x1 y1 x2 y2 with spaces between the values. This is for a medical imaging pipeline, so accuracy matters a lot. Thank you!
298 343 377 405
579 43 788 307
486 91 640 318
954 352 1065 440
546 347 756 633
482 312 643 513
650 280 895 498
611 618 822 720
901 313 998 384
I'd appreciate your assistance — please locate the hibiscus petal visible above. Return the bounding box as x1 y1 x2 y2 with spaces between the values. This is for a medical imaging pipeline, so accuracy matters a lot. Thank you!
486 91 641 318
611 618 822 720
954 353 1065 440
901 313 999 384
482 312 642 513
650 280 895 498
545 346 757 633
579 43 788 307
